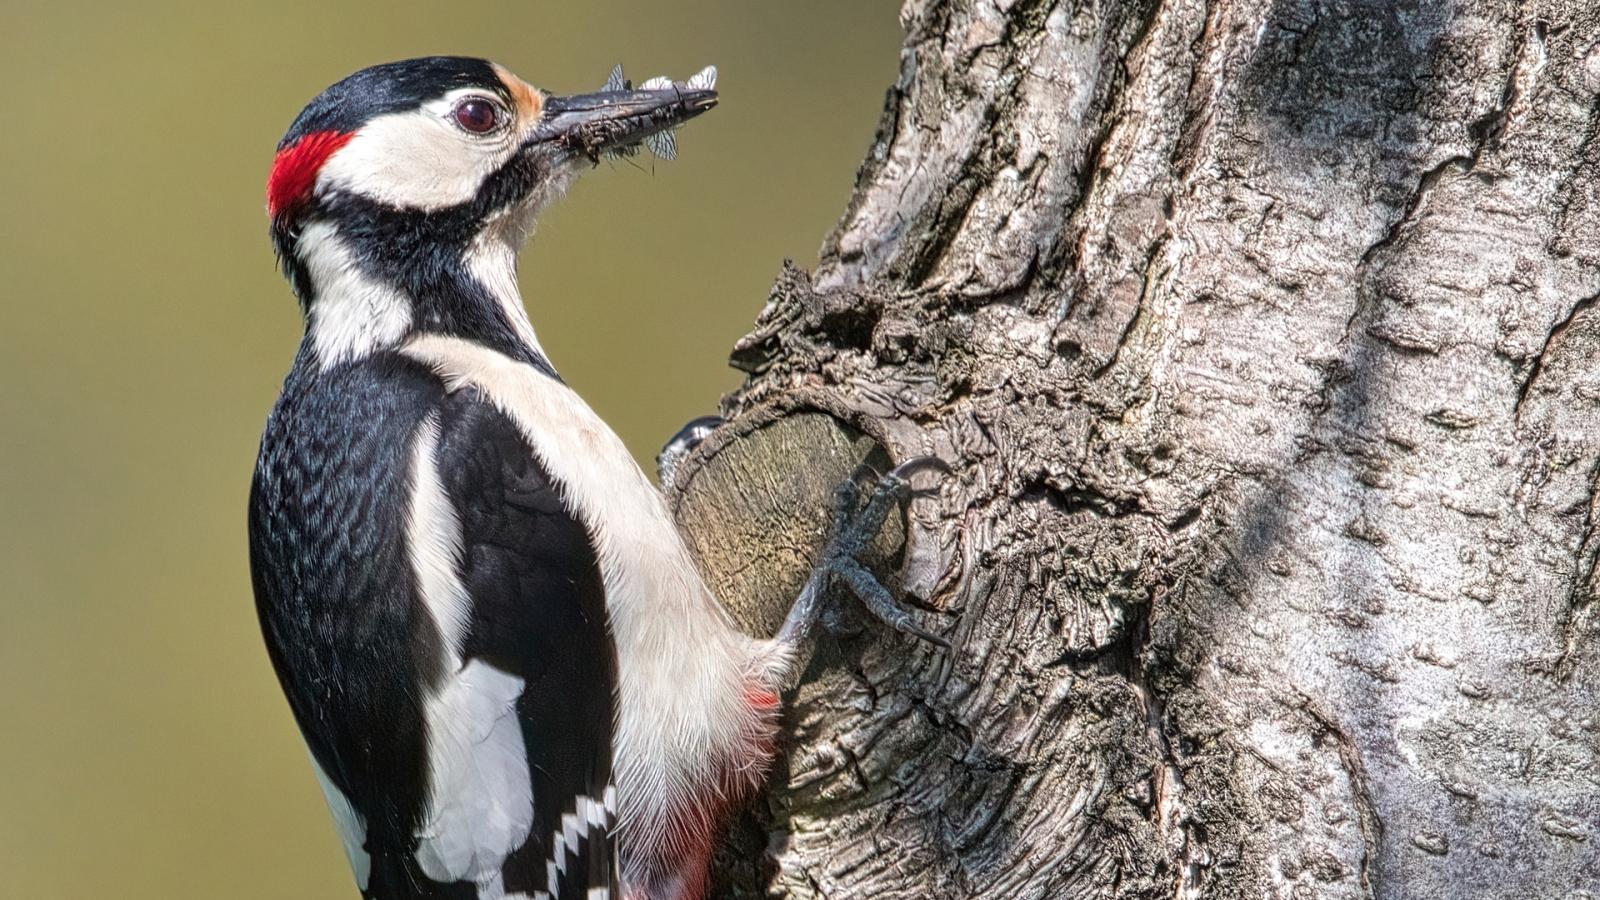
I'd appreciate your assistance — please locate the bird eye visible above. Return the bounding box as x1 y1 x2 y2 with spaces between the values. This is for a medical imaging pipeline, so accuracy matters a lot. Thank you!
452 98 501 134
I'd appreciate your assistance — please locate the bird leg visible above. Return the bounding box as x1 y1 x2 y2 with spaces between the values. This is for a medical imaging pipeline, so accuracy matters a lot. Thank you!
766 457 951 682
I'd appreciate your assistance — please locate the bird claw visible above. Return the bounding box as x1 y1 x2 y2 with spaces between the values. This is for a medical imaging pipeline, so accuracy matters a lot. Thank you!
816 455 952 647
848 461 883 485
838 455 949 518
888 455 954 479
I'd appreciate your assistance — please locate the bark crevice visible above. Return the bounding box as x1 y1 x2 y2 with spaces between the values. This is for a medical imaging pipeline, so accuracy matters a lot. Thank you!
670 1 1600 896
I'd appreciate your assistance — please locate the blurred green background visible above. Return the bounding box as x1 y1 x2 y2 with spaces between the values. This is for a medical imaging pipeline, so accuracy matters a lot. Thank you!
0 2 899 896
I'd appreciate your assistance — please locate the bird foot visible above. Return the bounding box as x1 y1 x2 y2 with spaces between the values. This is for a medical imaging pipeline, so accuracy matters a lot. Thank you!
776 457 952 654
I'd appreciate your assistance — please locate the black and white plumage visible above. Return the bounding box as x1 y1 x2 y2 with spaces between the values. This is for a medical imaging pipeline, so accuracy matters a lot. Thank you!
250 56 944 900
251 352 617 898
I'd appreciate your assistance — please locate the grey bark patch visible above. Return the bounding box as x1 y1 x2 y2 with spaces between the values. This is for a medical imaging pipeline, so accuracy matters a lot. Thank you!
668 0 1600 897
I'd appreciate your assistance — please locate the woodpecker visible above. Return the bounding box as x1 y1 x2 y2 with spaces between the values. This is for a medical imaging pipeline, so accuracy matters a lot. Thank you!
250 57 945 900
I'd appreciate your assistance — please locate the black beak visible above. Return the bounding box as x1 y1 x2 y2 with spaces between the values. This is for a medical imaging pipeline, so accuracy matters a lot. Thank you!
531 86 718 160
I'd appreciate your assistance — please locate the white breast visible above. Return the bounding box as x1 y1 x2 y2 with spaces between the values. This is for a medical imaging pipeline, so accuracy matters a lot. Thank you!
400 335 761 845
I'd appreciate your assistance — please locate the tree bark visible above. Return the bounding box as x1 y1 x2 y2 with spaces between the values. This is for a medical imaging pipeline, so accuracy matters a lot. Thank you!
667 1 1600 897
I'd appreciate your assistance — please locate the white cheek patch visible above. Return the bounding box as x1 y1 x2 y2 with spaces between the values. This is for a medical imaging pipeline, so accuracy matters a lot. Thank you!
317 95 518 211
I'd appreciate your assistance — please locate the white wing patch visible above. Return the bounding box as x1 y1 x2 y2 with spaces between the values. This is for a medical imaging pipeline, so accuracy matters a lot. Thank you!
310 754 372 891
406 425 537 892
413 659 536 888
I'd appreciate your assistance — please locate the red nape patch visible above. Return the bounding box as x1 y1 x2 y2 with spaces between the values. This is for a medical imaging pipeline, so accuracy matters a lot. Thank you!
266 130 355 218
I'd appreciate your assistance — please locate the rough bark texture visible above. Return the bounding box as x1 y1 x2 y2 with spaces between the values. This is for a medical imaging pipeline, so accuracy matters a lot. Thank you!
667 1 1600 897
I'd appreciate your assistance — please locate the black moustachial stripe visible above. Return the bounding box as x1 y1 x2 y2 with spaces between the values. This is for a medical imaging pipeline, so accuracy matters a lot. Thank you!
249 345 617 899
271 57 511 302
315 182 560 380
269 56 561 381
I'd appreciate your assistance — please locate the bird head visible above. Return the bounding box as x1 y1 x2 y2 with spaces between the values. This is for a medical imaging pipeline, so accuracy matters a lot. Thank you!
265 57 716 369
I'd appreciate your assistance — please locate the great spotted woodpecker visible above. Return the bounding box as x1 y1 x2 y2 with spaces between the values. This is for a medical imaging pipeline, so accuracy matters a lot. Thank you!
249 57 945 900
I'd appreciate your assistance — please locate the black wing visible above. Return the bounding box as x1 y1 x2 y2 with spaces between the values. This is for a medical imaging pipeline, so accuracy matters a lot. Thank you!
435 389 620 898
250 353 618 899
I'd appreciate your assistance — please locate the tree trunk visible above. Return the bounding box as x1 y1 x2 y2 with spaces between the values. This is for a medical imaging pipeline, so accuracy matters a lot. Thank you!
666 1 1600 897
